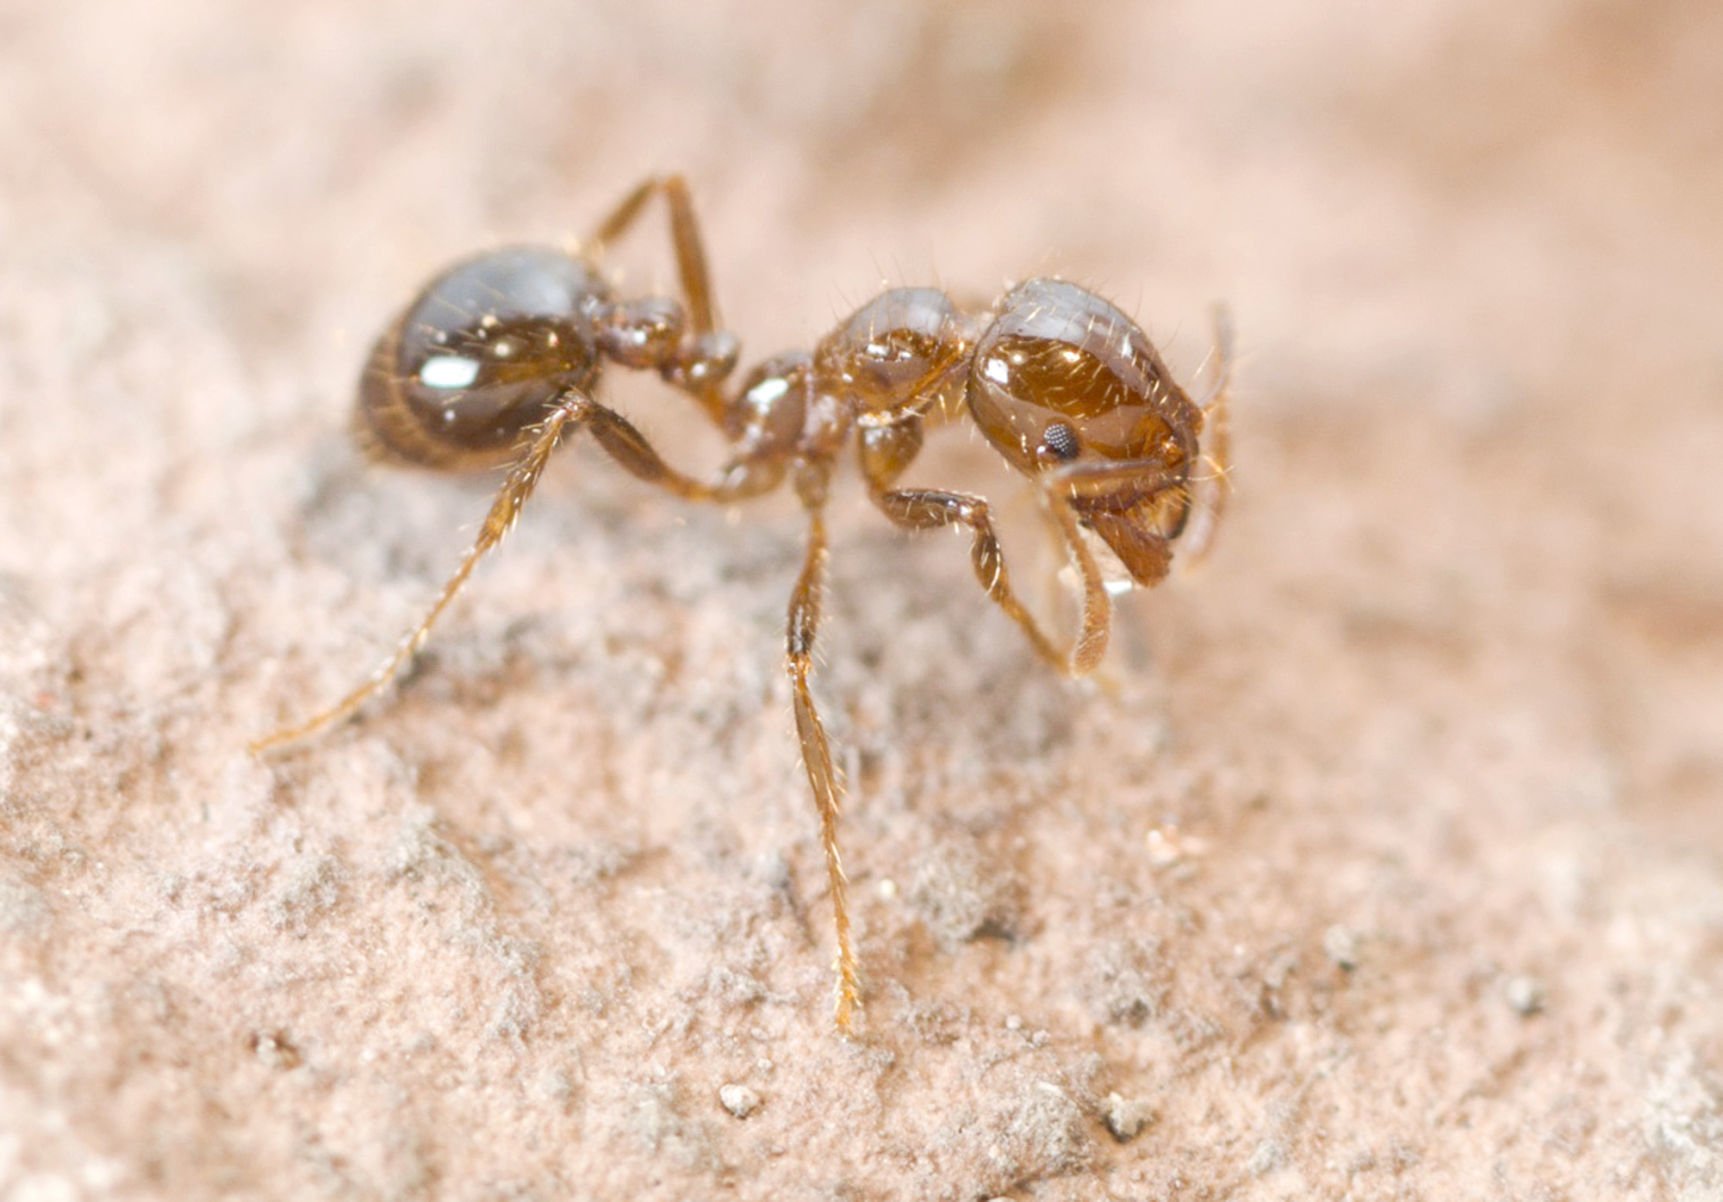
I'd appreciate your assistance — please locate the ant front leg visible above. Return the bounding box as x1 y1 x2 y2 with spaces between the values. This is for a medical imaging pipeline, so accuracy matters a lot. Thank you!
1042 458 1192 590
860 422 1113 676
585 174 736 421
784 465 861 1033
872 486 1114 676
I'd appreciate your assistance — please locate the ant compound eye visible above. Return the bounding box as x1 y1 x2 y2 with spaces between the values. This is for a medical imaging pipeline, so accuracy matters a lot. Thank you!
1041 421 1080 462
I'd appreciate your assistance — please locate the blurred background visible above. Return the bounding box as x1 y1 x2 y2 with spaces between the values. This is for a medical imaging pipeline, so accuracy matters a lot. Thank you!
1 1 1720 1197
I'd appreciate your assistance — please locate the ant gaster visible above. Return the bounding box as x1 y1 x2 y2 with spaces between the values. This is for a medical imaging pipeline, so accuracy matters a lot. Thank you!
253 176 1233 1033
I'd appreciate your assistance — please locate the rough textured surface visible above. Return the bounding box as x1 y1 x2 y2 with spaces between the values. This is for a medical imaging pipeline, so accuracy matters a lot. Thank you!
3 1 1722 1199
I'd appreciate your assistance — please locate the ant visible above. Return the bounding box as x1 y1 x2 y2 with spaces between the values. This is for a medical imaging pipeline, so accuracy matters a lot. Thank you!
253 175 1233 1034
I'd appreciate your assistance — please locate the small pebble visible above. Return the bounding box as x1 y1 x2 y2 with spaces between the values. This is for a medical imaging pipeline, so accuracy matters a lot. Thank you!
1248 1137 1287 1176
248 1030 301 1071
1323 924 1360 971
719 1083 762 1119
1144 824 1210 868
1504 974 1545 1016
1102 1091 1153 1142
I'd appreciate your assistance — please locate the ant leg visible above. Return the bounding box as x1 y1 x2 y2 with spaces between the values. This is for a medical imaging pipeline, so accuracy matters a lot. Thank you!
784 472 861 1032
869 486 1112 676
1178 305 1234 564
1042 457 1194 589
252 394 787 754
585 175 733 422
251 393 593 754
869 452 1192 675
587 174 718 334
577 399 784 503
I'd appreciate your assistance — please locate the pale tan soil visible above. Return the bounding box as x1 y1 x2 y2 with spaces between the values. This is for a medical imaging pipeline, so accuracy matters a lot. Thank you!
2 2 1721 1200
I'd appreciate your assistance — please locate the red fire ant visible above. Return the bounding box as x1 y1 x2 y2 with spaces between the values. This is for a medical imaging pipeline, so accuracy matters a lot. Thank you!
253 175 1232 1033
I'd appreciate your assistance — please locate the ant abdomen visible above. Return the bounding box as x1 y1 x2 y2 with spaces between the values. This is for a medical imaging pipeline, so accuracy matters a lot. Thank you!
356 247 613 471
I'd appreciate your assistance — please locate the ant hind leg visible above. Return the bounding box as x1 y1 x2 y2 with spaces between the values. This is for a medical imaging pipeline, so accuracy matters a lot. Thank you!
252 392 786 755
584 175 734 422
250 392 592 754
586 174 718 334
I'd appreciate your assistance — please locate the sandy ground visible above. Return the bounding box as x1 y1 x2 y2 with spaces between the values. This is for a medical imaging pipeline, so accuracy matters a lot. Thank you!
2 1 1722 1198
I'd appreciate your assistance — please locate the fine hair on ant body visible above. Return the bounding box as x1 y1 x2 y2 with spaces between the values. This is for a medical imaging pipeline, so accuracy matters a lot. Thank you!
253 175 1233 1033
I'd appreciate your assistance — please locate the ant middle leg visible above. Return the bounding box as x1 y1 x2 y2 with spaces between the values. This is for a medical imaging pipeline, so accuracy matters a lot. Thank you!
784 468 861 1033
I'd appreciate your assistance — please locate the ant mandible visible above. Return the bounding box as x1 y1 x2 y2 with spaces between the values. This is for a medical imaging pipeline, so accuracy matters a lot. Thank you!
252 175 1233 1034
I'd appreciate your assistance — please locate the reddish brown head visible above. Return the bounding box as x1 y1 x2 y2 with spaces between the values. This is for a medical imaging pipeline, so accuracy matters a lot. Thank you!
966 278 1204 583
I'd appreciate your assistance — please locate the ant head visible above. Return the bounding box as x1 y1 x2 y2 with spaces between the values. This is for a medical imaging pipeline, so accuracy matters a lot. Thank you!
967 278 1204 583
815 288 969 422
359 247 612 469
